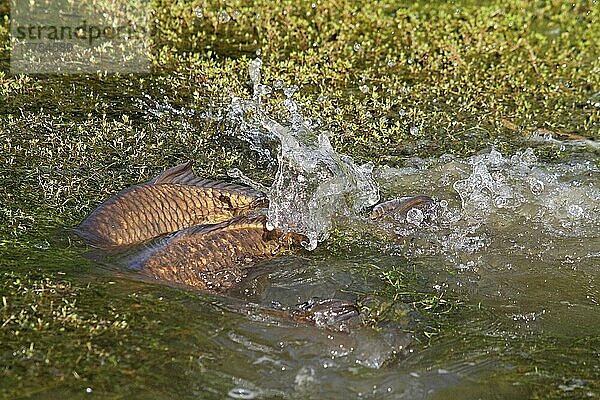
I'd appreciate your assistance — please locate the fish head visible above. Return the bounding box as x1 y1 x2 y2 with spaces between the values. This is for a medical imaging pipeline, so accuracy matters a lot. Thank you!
370 195 435 220
279 231 309 250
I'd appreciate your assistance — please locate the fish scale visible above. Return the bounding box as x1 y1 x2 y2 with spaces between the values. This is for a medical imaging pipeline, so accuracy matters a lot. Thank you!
77 162 433 295
131 214 299 293
75 161 267 250
73 164 434 328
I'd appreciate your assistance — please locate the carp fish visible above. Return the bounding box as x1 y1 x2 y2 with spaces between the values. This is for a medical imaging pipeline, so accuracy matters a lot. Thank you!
75 161 267 250
74 161 434 330
130 213 304 293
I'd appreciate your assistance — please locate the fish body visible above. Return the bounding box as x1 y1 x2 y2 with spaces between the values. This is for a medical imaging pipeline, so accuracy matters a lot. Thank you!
131 214 303 293
76 162 267 250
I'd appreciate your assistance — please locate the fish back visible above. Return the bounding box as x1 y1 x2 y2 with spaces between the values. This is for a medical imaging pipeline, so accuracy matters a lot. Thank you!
370 195 434 220
76 161 267 249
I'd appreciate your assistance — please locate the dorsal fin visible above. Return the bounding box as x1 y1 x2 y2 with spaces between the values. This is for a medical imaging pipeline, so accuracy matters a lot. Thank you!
178 213 267 238
150 161 206 185
149 161 267 198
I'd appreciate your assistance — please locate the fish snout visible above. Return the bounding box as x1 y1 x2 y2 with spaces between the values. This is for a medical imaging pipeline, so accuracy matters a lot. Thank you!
370 195 435 220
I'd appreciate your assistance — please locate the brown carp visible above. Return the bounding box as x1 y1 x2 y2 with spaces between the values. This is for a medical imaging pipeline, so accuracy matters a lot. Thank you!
130 213 304 293
76 161 267 250
128 214 360 330
370 195 434 220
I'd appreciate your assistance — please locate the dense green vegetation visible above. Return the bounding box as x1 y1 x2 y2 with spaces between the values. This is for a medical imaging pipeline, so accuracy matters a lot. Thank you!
1 0 598 234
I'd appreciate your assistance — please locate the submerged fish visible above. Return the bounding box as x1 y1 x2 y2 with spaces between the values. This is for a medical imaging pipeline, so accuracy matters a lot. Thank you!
251 298 360 332
130 213 304 293
291 298 360 329
76 161 267 250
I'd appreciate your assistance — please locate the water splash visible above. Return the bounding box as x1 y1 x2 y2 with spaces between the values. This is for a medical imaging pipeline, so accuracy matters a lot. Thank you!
373 148 600 263
224 58 379 249
453 149 530 215
452 148 600 237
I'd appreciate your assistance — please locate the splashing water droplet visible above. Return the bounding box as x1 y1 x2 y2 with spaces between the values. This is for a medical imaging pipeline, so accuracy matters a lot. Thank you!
454 157 511 213
283 85 299 98
567 204 584 219
487 149 504 166
248 58 272 100
494 196 510 208
528 177 544 195
249 58 262 85
228 168 270 193
223 60 379 249
520 148 538 164
268 130 379 249
406 208 424 225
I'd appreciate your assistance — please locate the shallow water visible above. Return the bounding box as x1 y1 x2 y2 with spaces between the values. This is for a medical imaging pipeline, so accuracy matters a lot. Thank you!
2 65 599 400
229 144 600 398
4 146 598 399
